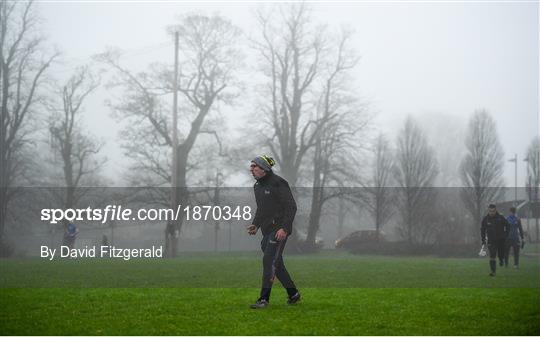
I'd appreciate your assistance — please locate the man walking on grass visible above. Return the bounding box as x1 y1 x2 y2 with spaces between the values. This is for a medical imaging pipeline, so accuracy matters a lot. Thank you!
505 207 525 269
481 204 509 276
247 155 301 309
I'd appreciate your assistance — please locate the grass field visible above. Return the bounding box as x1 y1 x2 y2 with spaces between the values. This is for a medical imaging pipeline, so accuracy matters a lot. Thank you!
1 250 539 335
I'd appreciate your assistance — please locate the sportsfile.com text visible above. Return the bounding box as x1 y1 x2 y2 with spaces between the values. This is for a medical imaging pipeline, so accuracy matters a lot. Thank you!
40 205 253 224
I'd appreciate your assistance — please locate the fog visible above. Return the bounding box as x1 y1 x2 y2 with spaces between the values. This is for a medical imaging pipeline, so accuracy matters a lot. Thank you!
1 1 539 255
39 1 538 187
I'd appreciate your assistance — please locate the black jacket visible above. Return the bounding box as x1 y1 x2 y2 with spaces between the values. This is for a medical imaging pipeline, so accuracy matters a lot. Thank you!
481 212 509 243
252 171 297 235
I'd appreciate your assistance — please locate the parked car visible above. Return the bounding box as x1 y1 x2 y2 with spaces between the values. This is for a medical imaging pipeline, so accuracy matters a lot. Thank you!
296 231 325 247
335 230 386 249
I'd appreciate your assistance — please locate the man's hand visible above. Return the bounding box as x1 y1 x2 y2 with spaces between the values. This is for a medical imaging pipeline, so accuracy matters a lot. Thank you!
247 224 258 235
275 228 287 241
521 241 525 249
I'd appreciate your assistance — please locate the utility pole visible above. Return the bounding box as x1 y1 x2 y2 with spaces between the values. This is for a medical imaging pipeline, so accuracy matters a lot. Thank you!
524 156 531 235
172 30 179 211
509 154 517 206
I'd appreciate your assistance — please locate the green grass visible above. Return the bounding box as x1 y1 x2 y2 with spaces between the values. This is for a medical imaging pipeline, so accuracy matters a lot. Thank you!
1 251 539 335
2 250 539 288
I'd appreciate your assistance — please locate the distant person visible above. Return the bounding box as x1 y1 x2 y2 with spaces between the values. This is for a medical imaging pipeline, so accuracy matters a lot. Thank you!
101 234 109 247
505 207 525 269
62 220 79 249
481 204 509 276
247 155 300 309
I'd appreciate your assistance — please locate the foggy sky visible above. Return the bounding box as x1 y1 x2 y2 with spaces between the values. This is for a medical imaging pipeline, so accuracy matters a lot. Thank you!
39 1 538 187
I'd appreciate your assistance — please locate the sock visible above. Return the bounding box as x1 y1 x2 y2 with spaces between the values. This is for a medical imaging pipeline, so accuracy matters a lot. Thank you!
287 288 299 298
259 288 271 301
490 260 496 273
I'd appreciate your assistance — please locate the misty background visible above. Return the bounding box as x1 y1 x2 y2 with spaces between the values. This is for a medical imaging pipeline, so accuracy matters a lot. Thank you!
38 1 538 186
1 1 539 256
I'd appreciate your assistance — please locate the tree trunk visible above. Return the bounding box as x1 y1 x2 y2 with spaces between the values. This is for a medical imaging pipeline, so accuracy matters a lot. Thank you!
534 218 540 242
281 160 298 187
406 191 413 244
375 189 382 243
0 59 9 240
337 198 345 239
306 138 323 248
306 188 322 247
474 204 482 244
165 145 189 257
0 188 6 241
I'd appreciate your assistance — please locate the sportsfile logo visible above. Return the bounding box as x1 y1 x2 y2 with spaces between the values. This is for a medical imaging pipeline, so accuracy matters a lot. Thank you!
40 205 182 224
40 205 253 224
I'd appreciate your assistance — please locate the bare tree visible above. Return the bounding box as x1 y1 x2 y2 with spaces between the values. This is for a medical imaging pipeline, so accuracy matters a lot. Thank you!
47 66 104 209
459 109 505 242
0 1 58 239
304 29 370 248
361 133 395 242
98 14 242 256
394 116 439 244
525 136 540 241
252 3 328 185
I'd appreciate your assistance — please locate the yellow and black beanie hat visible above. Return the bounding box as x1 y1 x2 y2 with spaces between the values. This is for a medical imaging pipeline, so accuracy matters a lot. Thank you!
251 155 275 172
